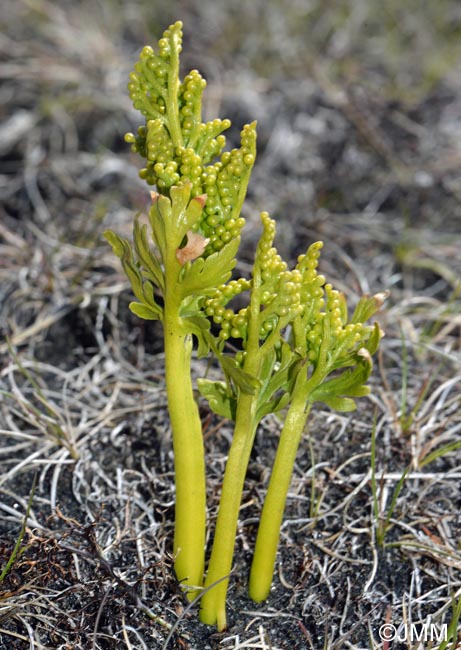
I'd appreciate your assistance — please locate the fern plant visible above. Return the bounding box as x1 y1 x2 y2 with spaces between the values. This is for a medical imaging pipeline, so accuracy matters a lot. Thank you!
105 21 386 630
105 21 256 599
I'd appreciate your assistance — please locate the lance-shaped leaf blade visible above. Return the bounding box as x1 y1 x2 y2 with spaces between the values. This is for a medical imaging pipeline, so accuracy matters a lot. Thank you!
256 342 299 419
104 230 163 321
129 302 162 320
309 347 373 408
183 315 213 358
220 354 260 395
133 219 164 290
197 379 236 420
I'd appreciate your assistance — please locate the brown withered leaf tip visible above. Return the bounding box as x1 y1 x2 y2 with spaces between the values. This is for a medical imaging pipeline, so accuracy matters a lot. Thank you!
193 194 207 208
357 347 372 362
373 290 390 307
176 230 210 265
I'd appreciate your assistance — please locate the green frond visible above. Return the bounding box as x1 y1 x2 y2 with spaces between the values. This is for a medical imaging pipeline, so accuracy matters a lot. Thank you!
104 229 163 321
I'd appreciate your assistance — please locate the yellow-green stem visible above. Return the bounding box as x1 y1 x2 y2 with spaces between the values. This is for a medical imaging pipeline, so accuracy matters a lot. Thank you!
200 260 263 629
199 392 258 629
164 287 205 599
249 392 312 603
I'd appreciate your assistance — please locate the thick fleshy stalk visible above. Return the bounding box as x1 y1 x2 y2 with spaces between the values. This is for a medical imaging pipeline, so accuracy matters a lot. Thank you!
249 387 312 603
199 394 258 628
164 258 206 600
199 258 264 630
